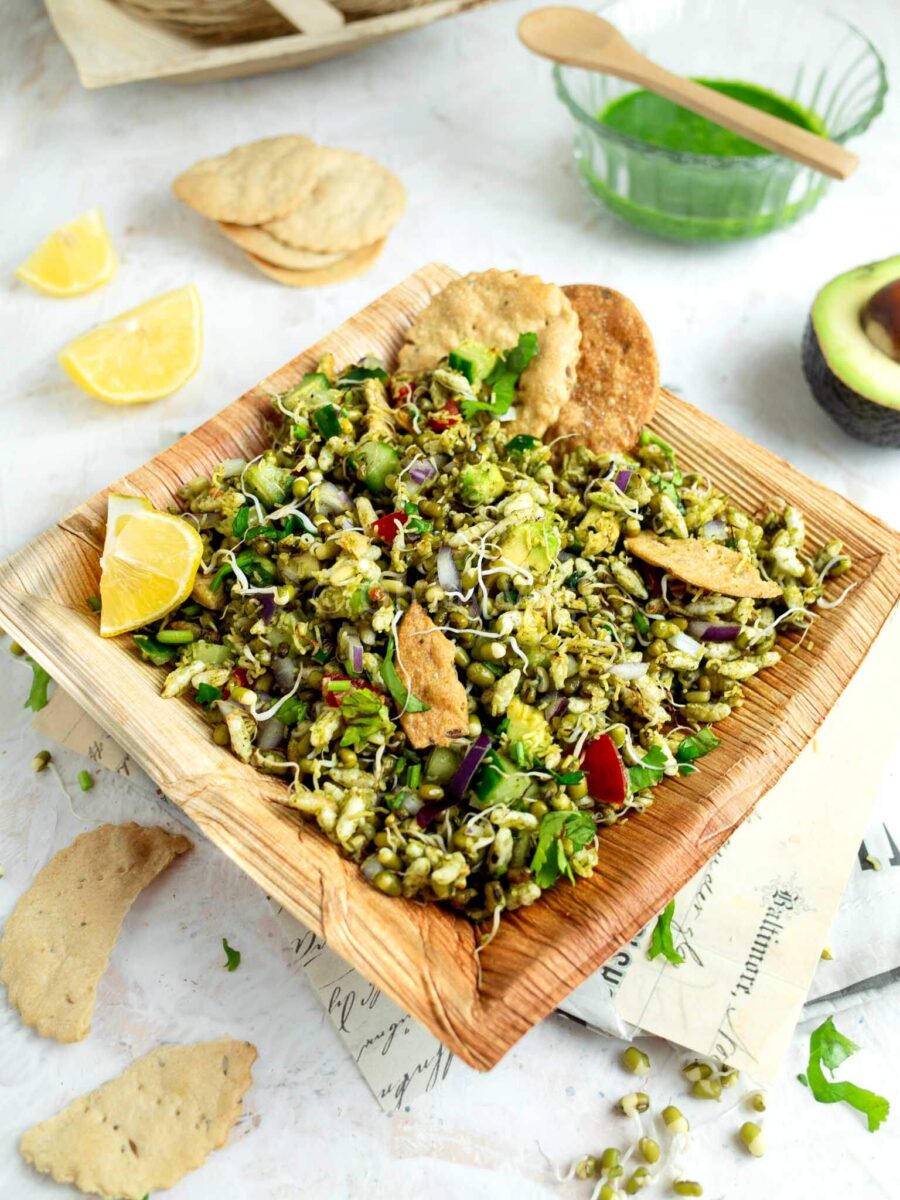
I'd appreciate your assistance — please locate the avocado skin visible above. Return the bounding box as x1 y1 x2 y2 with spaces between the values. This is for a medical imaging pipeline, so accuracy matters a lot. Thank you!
802 317 900 448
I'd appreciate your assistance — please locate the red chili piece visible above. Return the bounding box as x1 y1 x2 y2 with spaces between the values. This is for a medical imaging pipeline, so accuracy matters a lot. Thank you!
428 398 460 431
371 512 408 544
581 733 627 807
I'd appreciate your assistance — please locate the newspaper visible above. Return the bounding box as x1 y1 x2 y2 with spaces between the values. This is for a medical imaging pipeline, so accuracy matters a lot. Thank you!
32 609 897 1105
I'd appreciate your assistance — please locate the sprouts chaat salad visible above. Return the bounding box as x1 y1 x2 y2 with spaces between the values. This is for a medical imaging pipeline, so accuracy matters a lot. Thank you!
121 334 852 927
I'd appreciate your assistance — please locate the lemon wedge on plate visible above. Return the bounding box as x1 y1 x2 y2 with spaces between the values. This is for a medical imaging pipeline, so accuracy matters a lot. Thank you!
16 208 116 297
60 284 202 405
99 500 203 638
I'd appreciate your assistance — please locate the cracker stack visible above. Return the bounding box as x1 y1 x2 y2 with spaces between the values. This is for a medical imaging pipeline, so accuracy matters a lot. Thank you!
173 135 405 287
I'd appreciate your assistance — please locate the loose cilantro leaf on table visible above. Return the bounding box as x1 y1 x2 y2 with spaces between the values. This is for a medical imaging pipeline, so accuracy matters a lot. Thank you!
530 811 596 889
379 637 429 713
23 658 52 713
628 744 668 791
222 938 241 972
676 728 720 775
804 1017 890 1132
647 899 684 965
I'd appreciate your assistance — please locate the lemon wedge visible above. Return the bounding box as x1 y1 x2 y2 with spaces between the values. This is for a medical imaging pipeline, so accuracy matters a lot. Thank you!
101 493 154 564
16 209 116 297
60 284 202 405
99 503 203 638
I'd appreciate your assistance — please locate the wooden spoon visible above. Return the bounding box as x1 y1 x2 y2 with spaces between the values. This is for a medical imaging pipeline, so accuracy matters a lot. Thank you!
518 6 858 180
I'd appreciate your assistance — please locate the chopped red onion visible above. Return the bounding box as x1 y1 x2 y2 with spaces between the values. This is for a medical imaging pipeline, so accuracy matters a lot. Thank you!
271 655 298 690
687 620 740 642
437 545 462 594
417 733 492 826
257 594 276 621
316 481 352 514
608 661 649 681
544 694 569 718
614 468 633 493
408 459 437 485
345 631 365 675
256 717 285 751
669 630 703 658
700 519 728 540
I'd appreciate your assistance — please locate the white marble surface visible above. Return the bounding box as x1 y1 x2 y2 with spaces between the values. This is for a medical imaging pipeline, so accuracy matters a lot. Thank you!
2 0 899 1196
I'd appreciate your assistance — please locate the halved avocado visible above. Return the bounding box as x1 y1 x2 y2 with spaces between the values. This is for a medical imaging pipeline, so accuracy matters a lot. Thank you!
802 255 900 447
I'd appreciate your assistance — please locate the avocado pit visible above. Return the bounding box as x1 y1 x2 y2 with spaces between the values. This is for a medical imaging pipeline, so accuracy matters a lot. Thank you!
862 278 900 362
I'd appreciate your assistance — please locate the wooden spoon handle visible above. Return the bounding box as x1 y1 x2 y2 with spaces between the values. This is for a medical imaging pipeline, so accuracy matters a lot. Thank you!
630 59 858 180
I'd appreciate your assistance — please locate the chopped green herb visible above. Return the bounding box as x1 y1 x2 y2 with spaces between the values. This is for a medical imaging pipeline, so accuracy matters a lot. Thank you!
77 770 94 793
86 594 102 613
511 739 527 768
181 603 201 616
339 687 390 748
292 424 310 440
380 637 429 713
24 658 52 713
312 647 330 665
222 938 241 972
503 330 539 375
232 506 250 539
133 634 174 666
461 333 539 419
647 899 684 965
628 744 668 791
313 404 341 439
546 767 585 786
804 1017 890 1132
676 728 720 775
406 517 433 534
406 762 422 789
530 811 596 889
196 683 222 707
563 571 586 590
338 361 389 386
504 433 541 455
797 1073 809 1088
634 611 650 635
275 695 307 728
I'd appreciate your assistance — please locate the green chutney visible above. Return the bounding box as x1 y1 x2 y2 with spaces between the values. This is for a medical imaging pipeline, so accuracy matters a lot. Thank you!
598 80 827 155
578 79 829 241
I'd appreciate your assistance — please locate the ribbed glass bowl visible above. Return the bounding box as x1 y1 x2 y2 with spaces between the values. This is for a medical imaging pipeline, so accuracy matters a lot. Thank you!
554 0 887 241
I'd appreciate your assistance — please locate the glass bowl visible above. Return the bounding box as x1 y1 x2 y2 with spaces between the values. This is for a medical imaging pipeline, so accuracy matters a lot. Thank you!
554 0 887 241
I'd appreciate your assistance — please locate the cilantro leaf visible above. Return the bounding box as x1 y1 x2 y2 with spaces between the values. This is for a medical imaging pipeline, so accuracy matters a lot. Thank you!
460 334 540 420
633 611 650 636
24 658 52 713
196 683 222 707
379 637 429 713
313 404 341 439
337 361 389 386
504 434 540 455
650 474 685 512
276 696 307 728
232 506 250 539
222 938 241 972
676 728 720 775
339 687 390 748
647 899 684 965
530 811 596 889
805 1017 890 1132
628 744 668 792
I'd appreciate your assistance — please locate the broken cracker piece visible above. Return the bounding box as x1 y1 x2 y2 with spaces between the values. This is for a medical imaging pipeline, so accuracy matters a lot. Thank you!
397 270 581 439
0 823 191 1043
397 602 468 748
625 532 781 599
20 1038 256 1199
546 284 659 456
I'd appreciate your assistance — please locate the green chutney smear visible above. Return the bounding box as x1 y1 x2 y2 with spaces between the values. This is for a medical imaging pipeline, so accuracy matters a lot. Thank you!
599 80 827 156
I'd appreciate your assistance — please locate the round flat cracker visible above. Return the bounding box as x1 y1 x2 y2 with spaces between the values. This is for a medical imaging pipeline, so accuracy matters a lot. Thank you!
625 532 781 599
262 146 405 253
217 222 346 270
243 239 385 288
546 284 659 455
397 270 581 438
172 135 322 225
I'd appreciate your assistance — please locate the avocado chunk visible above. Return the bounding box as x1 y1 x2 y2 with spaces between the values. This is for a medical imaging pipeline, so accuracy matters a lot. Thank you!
449 340 499 386
499 519 561 576
505 697 552 762
803 255 900 447
459 462 506 506
471 751 532 809
242 453 293 508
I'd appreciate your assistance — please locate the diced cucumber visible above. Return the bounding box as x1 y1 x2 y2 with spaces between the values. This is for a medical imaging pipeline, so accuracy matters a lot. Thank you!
353 441 400 494
285 372 331 404
471 751 532 809
187 640 233 666
242 453 293 508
